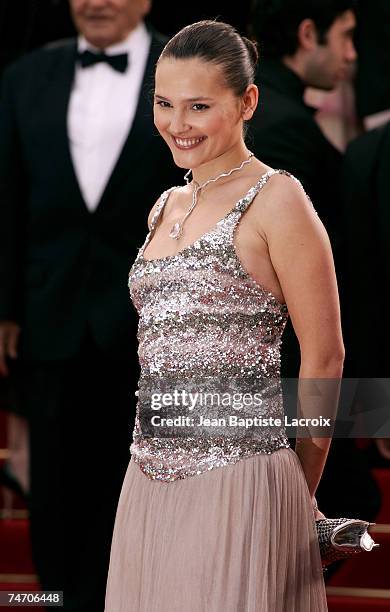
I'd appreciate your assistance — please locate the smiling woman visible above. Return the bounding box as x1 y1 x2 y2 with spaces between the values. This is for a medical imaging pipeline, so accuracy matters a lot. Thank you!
104 19 343 612
153 22 257 168
153 58 250 162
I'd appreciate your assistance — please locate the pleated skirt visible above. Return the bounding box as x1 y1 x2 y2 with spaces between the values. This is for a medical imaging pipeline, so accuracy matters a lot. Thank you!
104 447 328 611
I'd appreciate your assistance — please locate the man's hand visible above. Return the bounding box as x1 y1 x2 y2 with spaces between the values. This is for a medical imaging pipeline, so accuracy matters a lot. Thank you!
0 321 21 377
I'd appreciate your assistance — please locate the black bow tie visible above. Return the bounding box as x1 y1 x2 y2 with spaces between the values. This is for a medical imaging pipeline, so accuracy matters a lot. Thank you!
77 49 128 73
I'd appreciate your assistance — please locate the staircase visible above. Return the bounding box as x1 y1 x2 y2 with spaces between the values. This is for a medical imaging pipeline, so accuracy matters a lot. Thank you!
0 409 389 610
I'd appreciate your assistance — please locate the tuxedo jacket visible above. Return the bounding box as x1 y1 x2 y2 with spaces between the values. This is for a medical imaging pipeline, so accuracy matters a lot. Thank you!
0 28 182 362
342 122 390 377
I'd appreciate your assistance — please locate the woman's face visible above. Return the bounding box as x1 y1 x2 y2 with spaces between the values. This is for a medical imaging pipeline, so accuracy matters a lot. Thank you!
153 57 244 169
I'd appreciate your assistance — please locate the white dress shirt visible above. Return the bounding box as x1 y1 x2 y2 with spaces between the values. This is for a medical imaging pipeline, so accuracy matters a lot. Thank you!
67 22 151 212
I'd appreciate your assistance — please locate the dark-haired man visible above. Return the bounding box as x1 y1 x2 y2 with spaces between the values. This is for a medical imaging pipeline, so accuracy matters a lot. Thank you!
250 0 356 244
0 1 181 610
249 1 382 527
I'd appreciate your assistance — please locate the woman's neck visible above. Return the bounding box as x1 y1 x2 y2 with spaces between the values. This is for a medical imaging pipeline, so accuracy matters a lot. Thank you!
190 143 253 186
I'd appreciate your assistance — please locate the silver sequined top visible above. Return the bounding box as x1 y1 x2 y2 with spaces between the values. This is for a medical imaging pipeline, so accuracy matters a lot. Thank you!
129 169 298 482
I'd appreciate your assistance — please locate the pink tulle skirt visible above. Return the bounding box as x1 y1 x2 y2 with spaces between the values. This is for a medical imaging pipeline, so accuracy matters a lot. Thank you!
105 447 327 611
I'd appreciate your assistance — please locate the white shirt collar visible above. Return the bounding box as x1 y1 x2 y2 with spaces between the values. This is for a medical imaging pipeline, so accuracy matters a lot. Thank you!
78 21 149 56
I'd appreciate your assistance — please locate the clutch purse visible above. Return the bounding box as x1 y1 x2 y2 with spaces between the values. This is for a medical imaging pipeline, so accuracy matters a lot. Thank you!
315 518 379 568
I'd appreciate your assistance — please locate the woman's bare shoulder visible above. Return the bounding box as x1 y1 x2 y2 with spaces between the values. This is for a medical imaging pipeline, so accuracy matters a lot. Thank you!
255 170 317 222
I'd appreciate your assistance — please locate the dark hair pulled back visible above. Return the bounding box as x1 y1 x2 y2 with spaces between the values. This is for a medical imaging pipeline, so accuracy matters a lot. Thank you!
159 20 259 96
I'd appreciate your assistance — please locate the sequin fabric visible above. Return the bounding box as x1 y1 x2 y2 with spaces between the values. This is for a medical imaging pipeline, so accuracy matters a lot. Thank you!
128 169 303 482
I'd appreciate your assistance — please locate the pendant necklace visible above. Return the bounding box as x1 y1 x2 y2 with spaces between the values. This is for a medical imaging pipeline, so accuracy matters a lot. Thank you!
169 151 254 240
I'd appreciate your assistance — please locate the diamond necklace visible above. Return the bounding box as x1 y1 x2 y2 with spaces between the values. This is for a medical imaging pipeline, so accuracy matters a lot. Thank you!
169 151 254 240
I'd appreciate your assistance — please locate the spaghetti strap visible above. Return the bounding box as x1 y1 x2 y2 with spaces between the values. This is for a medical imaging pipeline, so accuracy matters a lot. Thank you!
138 187 180 257
234 168 312 216
149 187 179 233
233 169 279 214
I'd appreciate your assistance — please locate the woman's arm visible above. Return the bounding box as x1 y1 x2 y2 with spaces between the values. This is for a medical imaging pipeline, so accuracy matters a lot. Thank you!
258 174 345 507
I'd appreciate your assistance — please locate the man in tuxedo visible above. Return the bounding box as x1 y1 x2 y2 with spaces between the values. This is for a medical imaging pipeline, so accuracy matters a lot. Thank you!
249 1 382 528
0 1 181 610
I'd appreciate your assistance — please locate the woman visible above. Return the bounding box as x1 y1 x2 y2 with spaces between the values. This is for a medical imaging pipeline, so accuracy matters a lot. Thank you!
105 20 344 611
